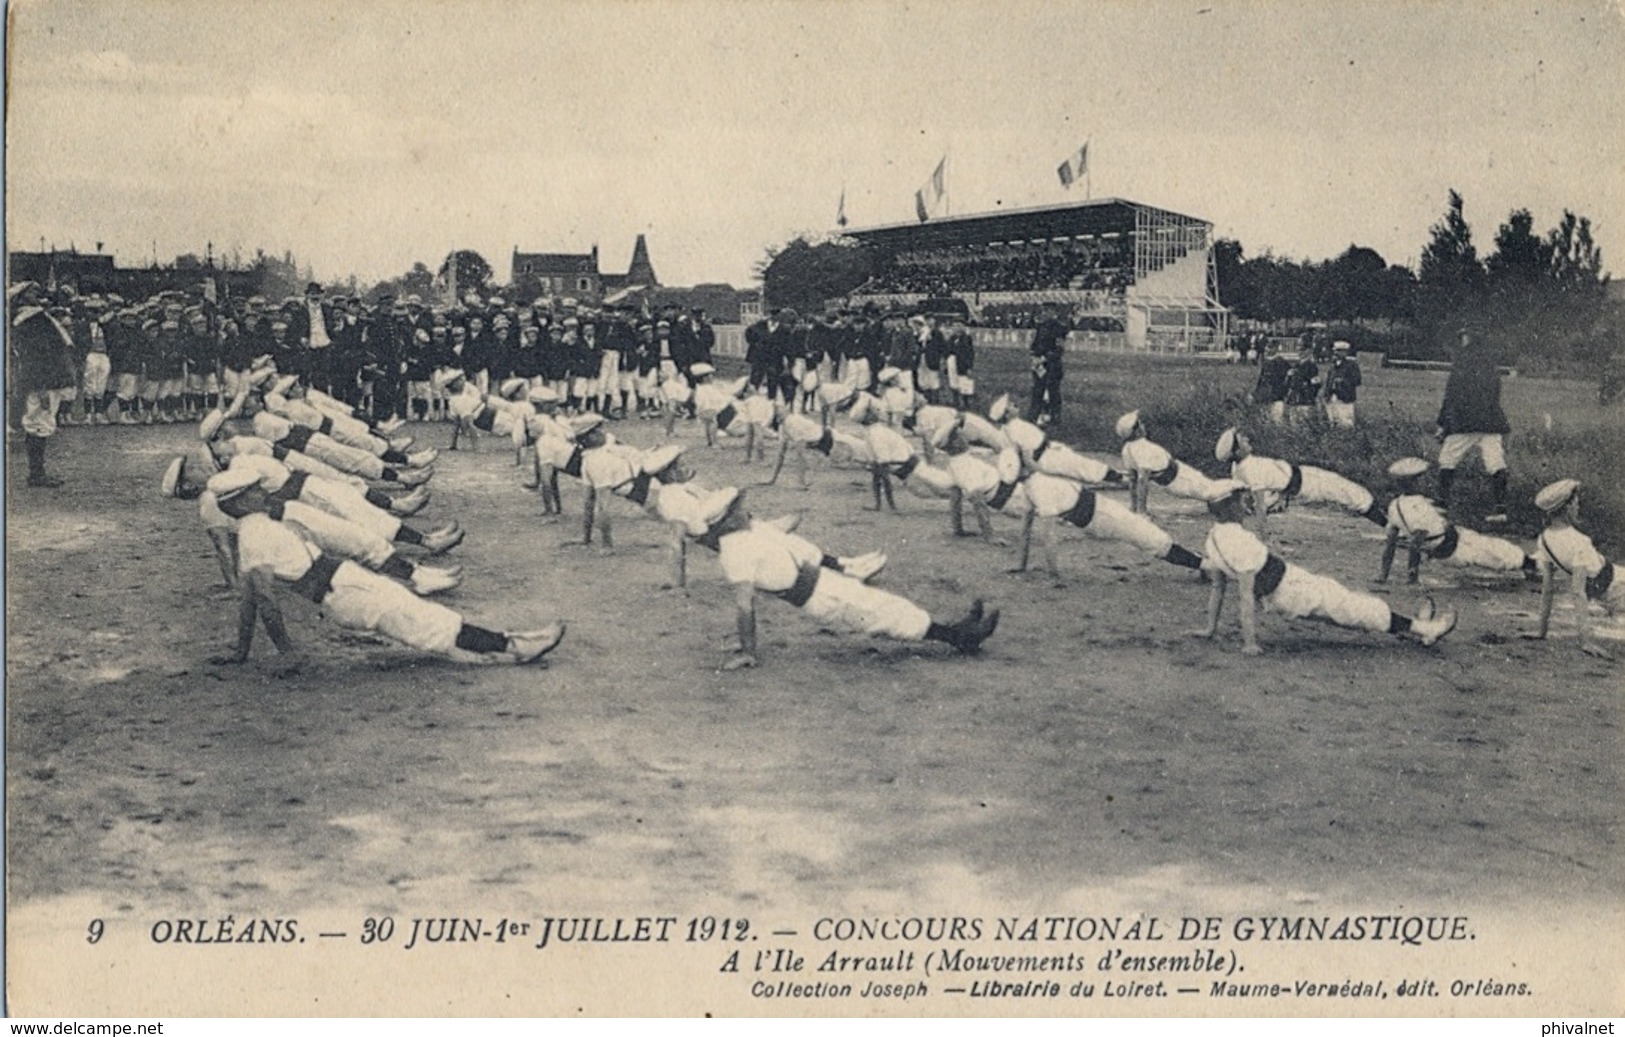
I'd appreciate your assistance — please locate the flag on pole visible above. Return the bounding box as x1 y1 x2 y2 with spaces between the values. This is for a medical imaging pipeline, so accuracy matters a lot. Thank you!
837 187 848 228
1057 140 1090 189
915 154 948 222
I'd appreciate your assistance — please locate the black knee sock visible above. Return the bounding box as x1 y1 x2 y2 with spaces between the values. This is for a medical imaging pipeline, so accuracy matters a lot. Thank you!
1363 503 1388 527
455 623 508 654
1163 544 1203 569
378 554 415 580
394 525 425 545
924 621 954 645
382 467 402 482
382 448 409 464
25 435 47 477
365 488 394 510
1521 556 1538 576
1388 613 1412 635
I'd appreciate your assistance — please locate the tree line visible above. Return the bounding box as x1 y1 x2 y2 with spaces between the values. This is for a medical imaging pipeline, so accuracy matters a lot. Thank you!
1217 190 1615 369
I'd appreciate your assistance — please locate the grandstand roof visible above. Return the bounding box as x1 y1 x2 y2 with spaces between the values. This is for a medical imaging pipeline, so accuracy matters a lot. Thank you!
841 197 1209 251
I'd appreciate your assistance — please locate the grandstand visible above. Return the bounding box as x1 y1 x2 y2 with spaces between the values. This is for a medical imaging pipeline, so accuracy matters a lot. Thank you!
842 197 1228 352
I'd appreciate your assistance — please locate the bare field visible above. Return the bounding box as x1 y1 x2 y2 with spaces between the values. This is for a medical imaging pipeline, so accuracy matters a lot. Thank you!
5 371 1622 1013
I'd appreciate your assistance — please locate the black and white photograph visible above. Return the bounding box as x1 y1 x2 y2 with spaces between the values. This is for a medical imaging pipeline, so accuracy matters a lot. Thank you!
6 0 1623 1019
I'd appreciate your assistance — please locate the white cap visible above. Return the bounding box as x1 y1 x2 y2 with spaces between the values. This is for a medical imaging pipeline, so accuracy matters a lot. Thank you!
657 484 741 536
527 385 560 405
876 365 902 384
431 368 464 391
1202 477 1247 502
817 380 857 407
1535 478 1580 514
689 362 716 378
800 369 820 392
639 444 686 477
570 413 605 437
1387 457 1430 480
1113 410 1141 440
270 374 298 397
1215 427 1241 461
160 456 187 498
988 393 1012 423
205 466 259 501
198 409 227 442
497 377 528 400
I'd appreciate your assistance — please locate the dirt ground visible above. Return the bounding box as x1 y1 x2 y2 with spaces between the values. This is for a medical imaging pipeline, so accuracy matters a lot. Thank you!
6 411 1622 1015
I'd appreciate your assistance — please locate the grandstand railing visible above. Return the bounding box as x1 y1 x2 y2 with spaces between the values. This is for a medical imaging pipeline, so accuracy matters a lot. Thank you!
710 323 1222 360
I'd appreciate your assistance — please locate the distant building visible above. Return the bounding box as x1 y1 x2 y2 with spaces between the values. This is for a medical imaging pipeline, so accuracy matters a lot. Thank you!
9 249 266 301
8 250 115 291
509 234 660 306
648 283 759 324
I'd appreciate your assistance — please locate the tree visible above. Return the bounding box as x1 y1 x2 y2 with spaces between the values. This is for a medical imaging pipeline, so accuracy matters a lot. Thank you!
1487 209 1551 287
365 262 438 306
757 236 876 314
1322 245 1390 323
1416 189 1484 336
1546 210 1607 295
439 250 494 297
1212 238 1254 316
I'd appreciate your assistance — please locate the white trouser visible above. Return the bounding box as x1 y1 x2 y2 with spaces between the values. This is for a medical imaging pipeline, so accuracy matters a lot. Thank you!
324 562 462 655
1267 565 1390 633
798 570 931 641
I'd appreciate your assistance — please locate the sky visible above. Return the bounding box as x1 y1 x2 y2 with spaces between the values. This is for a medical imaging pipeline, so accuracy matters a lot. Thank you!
6 0 1624 289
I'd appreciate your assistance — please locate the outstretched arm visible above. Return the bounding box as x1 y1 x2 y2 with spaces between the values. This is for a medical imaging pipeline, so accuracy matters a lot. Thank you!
1012 511 1036 572
1524 566 1557 639
1237 571 1261 655
1377 528 1398 583
1190 571 1227 639
207 527 240 590
724 582 759 670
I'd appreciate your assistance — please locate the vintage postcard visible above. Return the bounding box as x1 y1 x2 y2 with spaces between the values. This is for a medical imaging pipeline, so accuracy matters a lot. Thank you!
6 0 1622 1018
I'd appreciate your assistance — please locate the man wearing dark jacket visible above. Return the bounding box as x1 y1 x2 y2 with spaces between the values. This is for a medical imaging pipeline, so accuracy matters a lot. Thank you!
9 282 77 486
1435 326 1512 522
1027 308 1068 426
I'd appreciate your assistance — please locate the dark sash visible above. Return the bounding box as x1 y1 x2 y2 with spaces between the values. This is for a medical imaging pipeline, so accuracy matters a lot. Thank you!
1255 553 1288 598
987 481 1018 511
1429 525 1460 560
891 456 919 480
1586 561 1615 601
772 563 822 608
624 472 654 506
268 471 309 503
1283 463 1304 498
282 424 314 453
287 552 343 604
473 405 497 432
562 445 584 478
1151 459 1181 486
1060 488 1096 529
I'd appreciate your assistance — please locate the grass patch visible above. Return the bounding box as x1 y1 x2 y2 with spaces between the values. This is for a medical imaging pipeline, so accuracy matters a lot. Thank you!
969 348 1625 554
